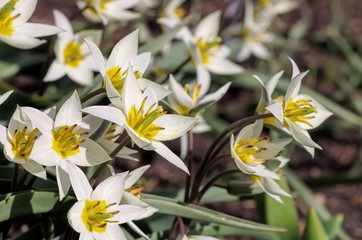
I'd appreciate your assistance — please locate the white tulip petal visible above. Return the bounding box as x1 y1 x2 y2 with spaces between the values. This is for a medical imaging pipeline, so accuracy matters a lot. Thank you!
286 119 321 149
207 58 244 75
82 105 125 127
67 201 87 233
236 44 251 62
127 221 150 240
122 67 144 114
82 138 112 165
67 161 92 200
94 224 127 240
263 177 291 197
285 70 309 102
55 91 82 127
12 0 36 24
153 114 197 141
138 78 171 101
108 30 138 69
17 23 60 37
0 90 13 105
56 165 71 200
195 11 221 40
288 57 300 78
30 135 58 166
66 65 93 86
83 38 107 76
22 160 47 180
92 172 128 204
265 101 284 124
134 52 151 74
21 107 53 133
250 43 271 60
0 34 46 49
198 82 231 106
294 94 333 130
53 10 73 34
168 75 193 107
196 64 211 97
124 165 150 189
112 204 148 224
266 70 284 100
43 61 66 82
152 141 189 174
124 124 152 149
0 124 7 144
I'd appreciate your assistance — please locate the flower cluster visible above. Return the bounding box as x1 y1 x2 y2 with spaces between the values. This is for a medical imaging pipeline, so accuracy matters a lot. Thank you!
0 0 335 239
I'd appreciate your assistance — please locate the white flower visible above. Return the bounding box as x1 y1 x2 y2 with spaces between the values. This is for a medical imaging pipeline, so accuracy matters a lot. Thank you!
21 91 111 199
84 30 169 109
43 10 102 86
67 164 151 240
83 68 197 174
253 0 297 23
236 0 274 62
0 106 46 179
77 0 140 25
157 0 190 42
84 114 138 160
255 58 333 157
250 175 291 203
230 120 290 178
167 75 231 117
185 11 243 95
0 0 60 49
0 90 13 105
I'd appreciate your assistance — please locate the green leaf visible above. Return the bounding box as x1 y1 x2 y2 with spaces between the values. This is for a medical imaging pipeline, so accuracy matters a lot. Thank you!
0 191 75 222
0 60 20 80
284 169 351 240
324 214 344 239
263 173 299 240
303 208 329 240
143 194 285 233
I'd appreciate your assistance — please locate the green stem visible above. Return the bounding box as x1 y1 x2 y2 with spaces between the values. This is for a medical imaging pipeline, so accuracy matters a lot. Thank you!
190 113 272 201
90 136 131 187
194 169 240 203
80 87 104 104
184 131 194 202
11 164 18 192
15 171 29 191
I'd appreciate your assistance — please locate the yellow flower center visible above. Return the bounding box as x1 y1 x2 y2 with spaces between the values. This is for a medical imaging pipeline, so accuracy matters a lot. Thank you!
63 41 84 68
104 123 122 141
82 200 119 233
242 26 266 43
234 136 268 165
127 98 166 141
175 83 202 116
11 127 39 159
0 0 17 37
126 185 144 200
250 175 262 182
280 96 318 127
195 37 222 64
174 7 186 19
106 66 142 96
100 0 113 11
52 124 87 159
